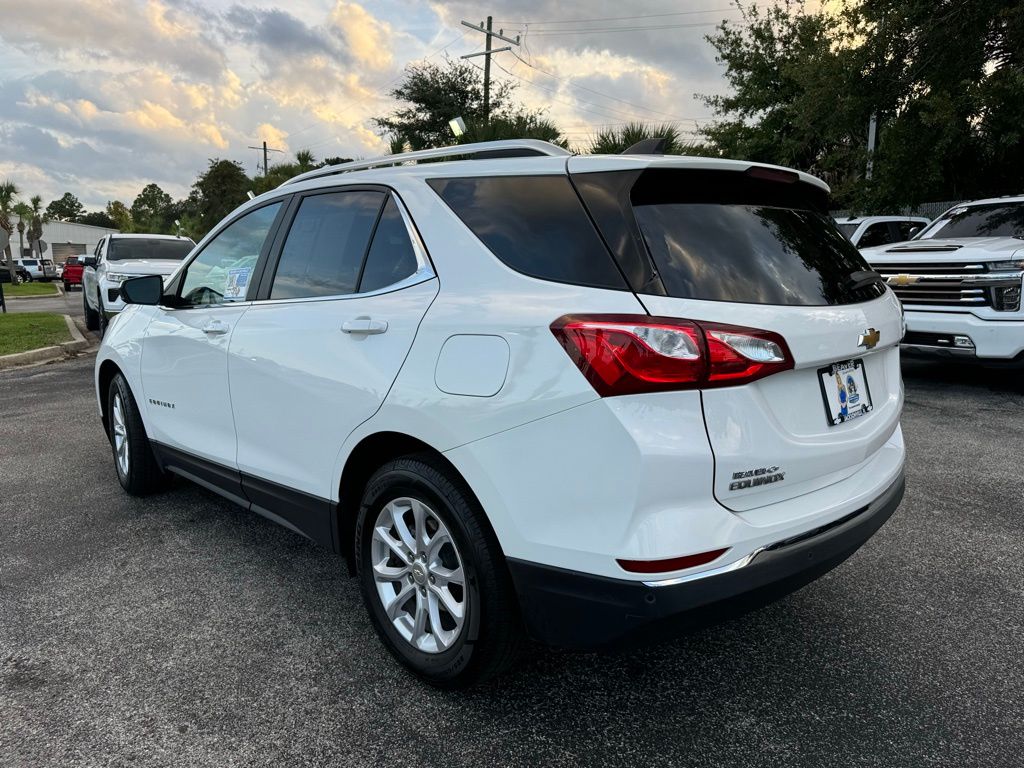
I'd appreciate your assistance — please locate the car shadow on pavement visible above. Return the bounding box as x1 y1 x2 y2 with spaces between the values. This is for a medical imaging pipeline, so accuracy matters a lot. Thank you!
900 356 1024 396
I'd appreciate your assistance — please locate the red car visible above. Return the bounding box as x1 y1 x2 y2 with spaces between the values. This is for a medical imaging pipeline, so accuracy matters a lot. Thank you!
62 256 85 291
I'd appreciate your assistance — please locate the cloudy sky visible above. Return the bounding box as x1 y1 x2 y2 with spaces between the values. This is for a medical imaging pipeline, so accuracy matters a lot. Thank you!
0 0 742 211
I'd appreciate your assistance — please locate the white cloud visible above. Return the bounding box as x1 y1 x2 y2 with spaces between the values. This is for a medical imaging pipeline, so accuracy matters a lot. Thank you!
0 0 735 208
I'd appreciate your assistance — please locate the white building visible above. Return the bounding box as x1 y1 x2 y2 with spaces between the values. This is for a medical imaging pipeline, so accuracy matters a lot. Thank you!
17 220 119 264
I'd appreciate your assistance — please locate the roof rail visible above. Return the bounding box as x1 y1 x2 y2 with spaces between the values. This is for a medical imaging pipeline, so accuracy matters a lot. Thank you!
280 139 572 187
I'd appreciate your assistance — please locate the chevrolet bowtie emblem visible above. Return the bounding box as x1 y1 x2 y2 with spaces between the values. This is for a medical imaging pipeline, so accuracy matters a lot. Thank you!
858 328 881 349
888 273 918 286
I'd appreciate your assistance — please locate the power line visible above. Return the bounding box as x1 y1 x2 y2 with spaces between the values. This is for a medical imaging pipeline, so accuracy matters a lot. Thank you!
460 17 521 121
494 7 738 26
247 142 283 175
524 21 731 36
491 58 700 126
290 30 468 153
510 51 711 123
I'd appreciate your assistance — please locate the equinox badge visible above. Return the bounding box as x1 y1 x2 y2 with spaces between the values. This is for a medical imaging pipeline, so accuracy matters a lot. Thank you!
858 328 880 349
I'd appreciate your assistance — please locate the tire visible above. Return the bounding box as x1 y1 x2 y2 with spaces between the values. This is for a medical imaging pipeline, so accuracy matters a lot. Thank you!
24 273 32 283
97 292 108 336
83 288 99 331
63 281 70 292
106 373 168 496
355 455 523 688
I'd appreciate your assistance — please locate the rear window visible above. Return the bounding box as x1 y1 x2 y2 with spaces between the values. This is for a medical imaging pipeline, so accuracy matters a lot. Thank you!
836 222 858 239
630 170 884 306
107 238 194 261
918 202 1024 240
428 175 626 290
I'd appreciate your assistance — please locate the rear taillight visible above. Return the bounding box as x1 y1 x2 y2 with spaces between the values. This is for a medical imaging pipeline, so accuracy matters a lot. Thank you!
550 314 793 396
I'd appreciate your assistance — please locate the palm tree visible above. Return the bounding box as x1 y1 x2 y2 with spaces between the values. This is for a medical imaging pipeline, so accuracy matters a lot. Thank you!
586 122 717 156
295 149 316 172
26 195 47 262
0 180 18 283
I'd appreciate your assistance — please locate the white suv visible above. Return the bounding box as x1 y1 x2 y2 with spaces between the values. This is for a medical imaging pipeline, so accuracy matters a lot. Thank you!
94 140 906 686
82 233 195 333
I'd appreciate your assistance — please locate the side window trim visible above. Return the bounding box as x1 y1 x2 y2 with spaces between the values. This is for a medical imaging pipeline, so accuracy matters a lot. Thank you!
252 185 434 304
163 198 290 309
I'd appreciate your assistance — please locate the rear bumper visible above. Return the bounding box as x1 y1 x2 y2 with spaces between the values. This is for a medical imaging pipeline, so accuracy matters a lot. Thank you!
903 310 1024 359
508 471 905 650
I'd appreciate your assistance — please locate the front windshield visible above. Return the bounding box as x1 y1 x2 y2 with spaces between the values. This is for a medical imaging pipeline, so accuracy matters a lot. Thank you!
107 238 195 261
917 202 1024 240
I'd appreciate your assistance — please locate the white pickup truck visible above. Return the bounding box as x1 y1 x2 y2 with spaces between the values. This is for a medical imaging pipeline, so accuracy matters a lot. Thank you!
861 195 1024 362
83 233 195 333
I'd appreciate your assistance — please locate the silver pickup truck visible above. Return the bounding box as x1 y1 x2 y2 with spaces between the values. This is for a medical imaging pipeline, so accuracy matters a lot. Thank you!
861 196 1024 362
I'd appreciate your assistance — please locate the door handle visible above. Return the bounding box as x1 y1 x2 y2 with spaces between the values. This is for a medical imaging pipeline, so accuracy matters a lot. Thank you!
202 320 230 336
341 317 388 335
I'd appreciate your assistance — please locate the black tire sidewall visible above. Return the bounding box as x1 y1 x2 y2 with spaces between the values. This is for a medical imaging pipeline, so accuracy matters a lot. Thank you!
356 463 485 684
107 376 133 489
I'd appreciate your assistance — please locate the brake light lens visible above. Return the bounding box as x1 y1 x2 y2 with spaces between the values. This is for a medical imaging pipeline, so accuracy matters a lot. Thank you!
551 315 793 396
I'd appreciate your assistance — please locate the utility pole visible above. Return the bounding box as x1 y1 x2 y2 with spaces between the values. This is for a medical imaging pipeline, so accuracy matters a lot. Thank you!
461 16 520 123
865 113 877 181
247 141 284 175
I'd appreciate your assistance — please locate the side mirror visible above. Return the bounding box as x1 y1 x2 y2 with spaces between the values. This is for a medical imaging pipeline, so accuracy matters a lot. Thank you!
907 225 922 238
83 256 97 268
120 275 163 305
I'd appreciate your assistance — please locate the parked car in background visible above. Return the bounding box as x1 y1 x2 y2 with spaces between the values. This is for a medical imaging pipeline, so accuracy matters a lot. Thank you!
835 216 930 249
0 263 32 284
95 139 905 687
15 257 57 282
62 255 86 291
862 195 1024 362
82 234 195 333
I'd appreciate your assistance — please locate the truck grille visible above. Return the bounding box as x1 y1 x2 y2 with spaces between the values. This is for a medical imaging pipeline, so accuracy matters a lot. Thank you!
874 262 991 307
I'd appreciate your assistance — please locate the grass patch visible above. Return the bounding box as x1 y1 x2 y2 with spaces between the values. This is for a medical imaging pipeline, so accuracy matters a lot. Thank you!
4 281 59 297
0 312 72 356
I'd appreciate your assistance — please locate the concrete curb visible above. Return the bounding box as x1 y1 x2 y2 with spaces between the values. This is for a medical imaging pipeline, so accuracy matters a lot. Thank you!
3 288 61 300
0 314 91 370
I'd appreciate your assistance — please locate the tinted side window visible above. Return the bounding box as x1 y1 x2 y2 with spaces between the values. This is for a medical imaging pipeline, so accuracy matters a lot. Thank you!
858 222 893 248
271 191 384 300
428 176 626 290
180 202 281 306
358 197 418 293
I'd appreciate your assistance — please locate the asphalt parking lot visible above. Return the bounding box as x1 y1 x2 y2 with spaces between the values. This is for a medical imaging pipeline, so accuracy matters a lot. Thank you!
1 354 1022 767
2 285 85 317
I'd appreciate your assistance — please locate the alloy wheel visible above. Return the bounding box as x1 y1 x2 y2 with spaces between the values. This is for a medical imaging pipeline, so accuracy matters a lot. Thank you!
111 393 130 477
370 497 467 654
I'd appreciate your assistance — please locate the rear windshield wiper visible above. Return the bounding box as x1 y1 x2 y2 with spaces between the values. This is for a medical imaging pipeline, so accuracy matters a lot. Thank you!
846 270 885 290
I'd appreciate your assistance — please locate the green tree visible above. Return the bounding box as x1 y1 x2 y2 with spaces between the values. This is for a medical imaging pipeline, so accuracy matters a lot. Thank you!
702 0 1024 211
106 201 133 231
458 113 568 147
79 210 118 229
46 192 85 222
130 183 175 233
374 58 520 149
0 180 19 283
586 122 717 156
189 159 252 238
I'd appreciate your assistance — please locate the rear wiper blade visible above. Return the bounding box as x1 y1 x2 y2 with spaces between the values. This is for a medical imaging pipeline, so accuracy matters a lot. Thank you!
846 270 885 290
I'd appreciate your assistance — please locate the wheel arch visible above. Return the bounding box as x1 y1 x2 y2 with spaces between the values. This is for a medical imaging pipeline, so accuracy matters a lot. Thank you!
335 431 495 574
97 358 123 437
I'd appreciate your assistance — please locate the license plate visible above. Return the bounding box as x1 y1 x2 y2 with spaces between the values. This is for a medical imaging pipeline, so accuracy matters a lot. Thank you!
818 359 873 426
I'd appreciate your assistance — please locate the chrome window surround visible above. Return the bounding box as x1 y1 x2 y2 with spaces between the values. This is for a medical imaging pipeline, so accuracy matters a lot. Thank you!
164 190 434 311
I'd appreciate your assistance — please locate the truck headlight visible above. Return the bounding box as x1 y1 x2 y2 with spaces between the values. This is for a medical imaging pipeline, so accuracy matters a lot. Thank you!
105 273 138 284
